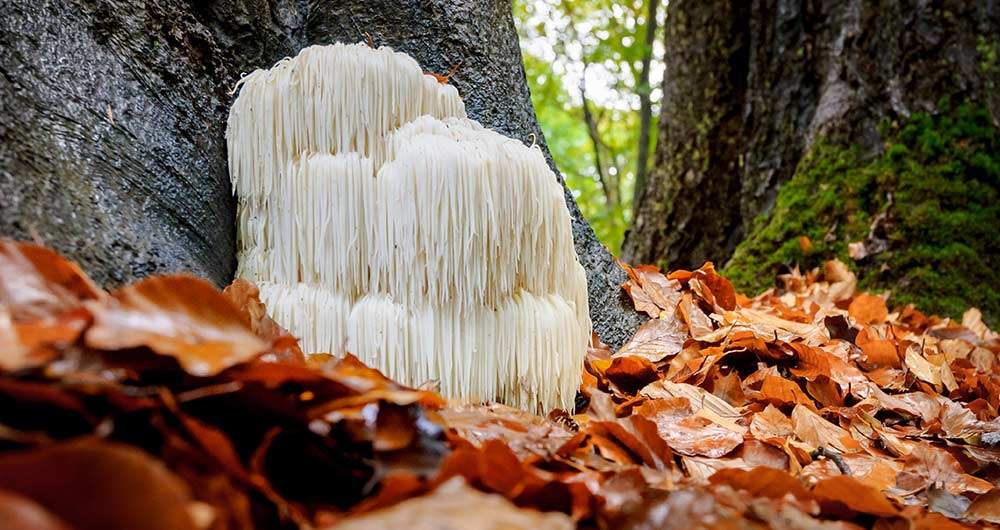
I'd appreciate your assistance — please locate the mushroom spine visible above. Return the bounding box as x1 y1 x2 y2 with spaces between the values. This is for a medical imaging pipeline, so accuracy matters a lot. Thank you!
227 43 590 412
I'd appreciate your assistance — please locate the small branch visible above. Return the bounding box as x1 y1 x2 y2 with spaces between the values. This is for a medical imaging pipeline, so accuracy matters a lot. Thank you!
811 446 852 475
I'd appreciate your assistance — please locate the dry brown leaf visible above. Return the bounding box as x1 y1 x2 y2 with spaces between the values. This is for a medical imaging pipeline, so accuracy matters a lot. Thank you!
635 398 743 458
0 439 198 530
588 391 674 470
440 403 574 460
0 489 73 530
690 263 737 312
895 443 993 496
615 316 687 362
859 339 901 369
328 477 574 530
86 275 267 376
757 375 814 408
962 308 994 342
640 380 745 426
848 294 888 325
682 455 753 483
0 241 103 370
709 466 812 501
604 355 659 394
750 404 795 443
812 475 897 517
791 405 862 454
678 293 716 341
621 264 682 318
223 278 304 362
965 488 1000 524
904 345 942 387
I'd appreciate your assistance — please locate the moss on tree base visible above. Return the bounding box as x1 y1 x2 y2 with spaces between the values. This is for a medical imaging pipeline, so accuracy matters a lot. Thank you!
723 102 1000 325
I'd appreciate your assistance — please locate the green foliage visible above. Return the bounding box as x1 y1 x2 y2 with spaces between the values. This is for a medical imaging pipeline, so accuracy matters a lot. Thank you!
724 103 1000 324
513 0 660 252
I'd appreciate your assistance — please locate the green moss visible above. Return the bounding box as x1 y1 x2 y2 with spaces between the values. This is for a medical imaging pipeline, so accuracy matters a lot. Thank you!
723 103 1000 324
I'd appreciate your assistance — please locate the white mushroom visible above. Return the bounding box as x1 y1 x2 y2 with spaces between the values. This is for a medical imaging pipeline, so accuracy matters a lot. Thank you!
227 43 590 412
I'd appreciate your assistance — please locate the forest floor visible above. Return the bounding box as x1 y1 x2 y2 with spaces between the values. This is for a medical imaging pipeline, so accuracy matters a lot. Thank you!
1 239 999 529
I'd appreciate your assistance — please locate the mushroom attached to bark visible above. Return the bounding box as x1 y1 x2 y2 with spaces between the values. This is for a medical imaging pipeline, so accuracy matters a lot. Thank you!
227 43 590 412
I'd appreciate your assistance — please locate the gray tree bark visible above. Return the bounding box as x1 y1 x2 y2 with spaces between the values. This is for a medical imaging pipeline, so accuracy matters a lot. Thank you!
0 0 643 348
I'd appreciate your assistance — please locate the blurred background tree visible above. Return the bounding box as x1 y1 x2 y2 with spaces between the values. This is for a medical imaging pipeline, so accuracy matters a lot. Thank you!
513 0 663 253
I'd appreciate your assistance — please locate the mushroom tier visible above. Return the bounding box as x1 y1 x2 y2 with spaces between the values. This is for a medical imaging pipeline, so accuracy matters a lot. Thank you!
228 44 590 412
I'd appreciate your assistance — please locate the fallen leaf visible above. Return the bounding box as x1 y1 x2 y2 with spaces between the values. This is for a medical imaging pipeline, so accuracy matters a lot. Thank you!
635 398 743 458
615 316 687 362
791 404 862 454
223 278 304 362
604 356 659 394
965 488 1000 524
848 294 888 325
0 489 73 530
640 380 744 426
895 443 993 496
690 263 737 312
756 375 814 408
750 405 795 443
904 345 942 387
678 293 715 341
858 339 900 369
0 241 103 370
710 466 812 502
328 477 574 530
621 264 682 318
440 403 574 460
86 275 267 376
0 439 198 530
812 475 897 517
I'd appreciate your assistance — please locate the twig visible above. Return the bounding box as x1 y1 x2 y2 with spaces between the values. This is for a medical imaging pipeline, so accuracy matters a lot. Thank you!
811 446 852 475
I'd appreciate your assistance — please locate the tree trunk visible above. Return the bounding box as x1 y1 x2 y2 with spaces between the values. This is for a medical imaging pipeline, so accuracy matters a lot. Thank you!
624 0 1000 270
632 0 660 213
0 0 644 348
622 0 749 270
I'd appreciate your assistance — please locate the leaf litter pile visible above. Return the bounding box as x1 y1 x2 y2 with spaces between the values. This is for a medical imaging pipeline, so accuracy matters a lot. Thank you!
3 239 1000 529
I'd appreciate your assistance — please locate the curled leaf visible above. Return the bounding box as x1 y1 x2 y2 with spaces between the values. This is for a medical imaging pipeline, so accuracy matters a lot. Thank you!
86 275 267 376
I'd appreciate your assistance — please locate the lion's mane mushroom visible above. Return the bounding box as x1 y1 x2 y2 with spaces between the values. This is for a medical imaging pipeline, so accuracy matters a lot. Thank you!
227 43 590 412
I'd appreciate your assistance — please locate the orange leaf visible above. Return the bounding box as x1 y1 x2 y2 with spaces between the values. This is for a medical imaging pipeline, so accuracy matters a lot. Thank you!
759 375 813 408
848 294 888 325
0 489 72 530
690 263 737 311
859 339 901 369
85 275 267 376
0 439 198 530
709 466 811 501
635 398 743 458
615 317 687 363
604 356 659 394
0 241 103 370
223 279 304 362
812 475 897 517
621 263 681 317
